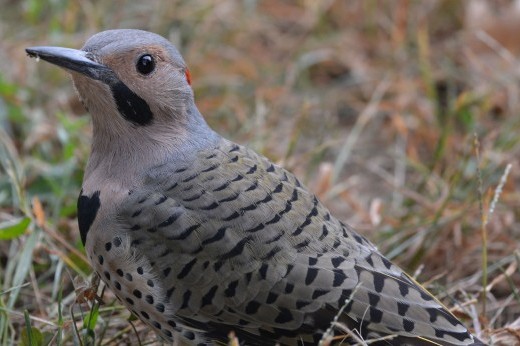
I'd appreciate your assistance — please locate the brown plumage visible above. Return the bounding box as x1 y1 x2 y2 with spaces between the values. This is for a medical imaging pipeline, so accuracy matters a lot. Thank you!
26 29 485 345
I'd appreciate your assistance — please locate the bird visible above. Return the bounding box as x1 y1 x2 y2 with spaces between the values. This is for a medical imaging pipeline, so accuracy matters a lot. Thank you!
26 29 485 346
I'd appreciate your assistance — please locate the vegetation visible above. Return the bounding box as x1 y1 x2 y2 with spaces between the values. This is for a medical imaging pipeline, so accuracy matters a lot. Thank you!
1 1 518 344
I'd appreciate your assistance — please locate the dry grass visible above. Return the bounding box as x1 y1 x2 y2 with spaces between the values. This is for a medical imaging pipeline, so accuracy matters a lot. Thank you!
0 0 519 344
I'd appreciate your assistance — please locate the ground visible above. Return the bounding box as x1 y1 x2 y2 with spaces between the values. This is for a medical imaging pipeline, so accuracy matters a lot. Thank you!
0 0 519 345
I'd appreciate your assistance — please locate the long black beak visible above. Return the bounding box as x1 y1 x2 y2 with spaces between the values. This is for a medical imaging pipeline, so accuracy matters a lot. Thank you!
26 46 112 82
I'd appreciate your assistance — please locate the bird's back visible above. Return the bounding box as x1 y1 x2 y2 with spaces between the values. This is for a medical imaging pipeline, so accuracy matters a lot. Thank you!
87 137 480 345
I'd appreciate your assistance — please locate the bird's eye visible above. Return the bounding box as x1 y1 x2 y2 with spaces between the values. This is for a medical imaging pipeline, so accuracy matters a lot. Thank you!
136 54 155 75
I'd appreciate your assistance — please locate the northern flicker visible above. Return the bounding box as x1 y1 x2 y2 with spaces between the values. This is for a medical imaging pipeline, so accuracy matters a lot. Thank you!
26 30 485 345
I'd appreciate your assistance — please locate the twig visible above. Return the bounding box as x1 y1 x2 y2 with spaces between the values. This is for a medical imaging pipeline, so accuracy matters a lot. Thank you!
332 76 391 185
319 284 366 345
475 30 516 65
0 306 57 327
487 163 512 221
473 133 487 316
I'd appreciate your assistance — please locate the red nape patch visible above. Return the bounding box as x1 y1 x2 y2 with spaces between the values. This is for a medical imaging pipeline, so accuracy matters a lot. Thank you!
185 69 192 86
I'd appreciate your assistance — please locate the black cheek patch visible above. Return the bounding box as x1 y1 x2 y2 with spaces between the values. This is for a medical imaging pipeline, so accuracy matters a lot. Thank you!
77 189 101 245
110 81 153 126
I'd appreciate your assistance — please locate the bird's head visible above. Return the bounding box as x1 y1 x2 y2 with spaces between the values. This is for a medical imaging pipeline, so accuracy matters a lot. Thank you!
27 29 216 173
27 29 203 141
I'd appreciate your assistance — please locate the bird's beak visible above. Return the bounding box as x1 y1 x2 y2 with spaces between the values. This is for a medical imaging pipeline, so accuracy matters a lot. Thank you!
26 46 111 82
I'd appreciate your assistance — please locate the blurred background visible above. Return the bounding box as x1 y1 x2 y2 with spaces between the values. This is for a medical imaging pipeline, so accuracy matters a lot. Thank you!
0 0 519 344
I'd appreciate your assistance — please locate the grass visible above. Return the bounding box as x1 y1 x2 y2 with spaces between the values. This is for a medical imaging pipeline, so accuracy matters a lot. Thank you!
1 0 519 344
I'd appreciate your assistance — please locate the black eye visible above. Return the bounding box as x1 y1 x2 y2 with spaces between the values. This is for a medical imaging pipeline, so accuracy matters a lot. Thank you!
136 54 155 75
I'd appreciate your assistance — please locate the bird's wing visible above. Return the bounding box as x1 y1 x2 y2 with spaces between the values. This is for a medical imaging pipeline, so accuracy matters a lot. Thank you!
114 138 479 346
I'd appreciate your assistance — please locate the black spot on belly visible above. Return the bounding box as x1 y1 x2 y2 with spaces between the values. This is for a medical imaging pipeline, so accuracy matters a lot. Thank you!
183 331 195 340
110 81 153 126
113 237 122 247
156 303 165 313
77 190 101 245
167 320 177 328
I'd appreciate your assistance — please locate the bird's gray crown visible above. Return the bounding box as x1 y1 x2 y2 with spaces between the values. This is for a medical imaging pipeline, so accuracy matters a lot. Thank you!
83 29 186 69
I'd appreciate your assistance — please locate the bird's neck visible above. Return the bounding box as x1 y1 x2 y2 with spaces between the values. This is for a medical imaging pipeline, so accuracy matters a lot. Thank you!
83 101 220 192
